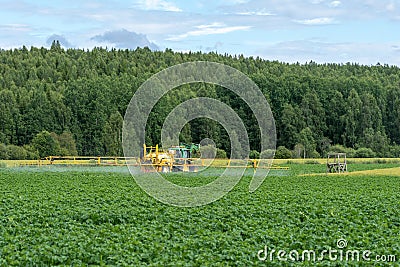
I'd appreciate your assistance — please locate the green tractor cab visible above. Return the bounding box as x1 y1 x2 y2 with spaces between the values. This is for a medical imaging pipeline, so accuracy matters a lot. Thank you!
168 144 200 172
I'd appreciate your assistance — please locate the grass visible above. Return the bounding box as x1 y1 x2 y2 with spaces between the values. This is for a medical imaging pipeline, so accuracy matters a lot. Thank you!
345 167 400 176
312 167 400 177
0 165 399 266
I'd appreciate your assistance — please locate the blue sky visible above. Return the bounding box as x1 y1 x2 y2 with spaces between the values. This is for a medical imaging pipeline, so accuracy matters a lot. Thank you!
1 0 400 65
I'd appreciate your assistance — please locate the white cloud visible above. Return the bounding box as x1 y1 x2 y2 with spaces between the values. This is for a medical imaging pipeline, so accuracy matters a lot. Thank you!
84 13 116 22
236 9 275 16
166 22 251 41
135 0 182 12
386 2 395 11
91 29 159 49
329 1 341 7
294 17 336 25
0 24 31 32
255 40 400 66
222 0 250 4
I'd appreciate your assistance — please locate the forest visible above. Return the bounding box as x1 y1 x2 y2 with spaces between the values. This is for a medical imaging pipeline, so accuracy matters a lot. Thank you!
0 41 400 159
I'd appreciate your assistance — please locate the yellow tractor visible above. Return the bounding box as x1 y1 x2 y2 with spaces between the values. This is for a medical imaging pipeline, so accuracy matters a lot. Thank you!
140 144 173 172
140 144 200 173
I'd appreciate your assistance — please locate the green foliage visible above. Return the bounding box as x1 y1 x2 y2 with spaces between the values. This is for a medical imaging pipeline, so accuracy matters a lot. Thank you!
275 146 292 159
199 145 216 158
297 127 316 158
249 150 260 159
317 136 331 158
389 145 400 157
325 91 345 145
300 90 326 141
0 47 399 156
0 169 399 265
23 145 40 159
0 143 8 160
385 88 400 144
199 145 227 159
0 90 18 144
54 131 78 156
216 148 227 159
309 149 321 158
354 147 376 158
260 149 275 159
6 145 27 160
357 128 390 157
102 111 123 156
328 145 355 157
279 103 304 149
292 144 305 159
31 131 60 158
329 144 347 153
0 143 35 160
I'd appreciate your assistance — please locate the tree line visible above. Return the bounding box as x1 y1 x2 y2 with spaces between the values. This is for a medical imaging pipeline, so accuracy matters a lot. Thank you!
0 41 399 159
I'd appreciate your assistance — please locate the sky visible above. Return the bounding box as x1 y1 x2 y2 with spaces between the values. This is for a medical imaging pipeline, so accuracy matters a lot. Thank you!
0 0 400 66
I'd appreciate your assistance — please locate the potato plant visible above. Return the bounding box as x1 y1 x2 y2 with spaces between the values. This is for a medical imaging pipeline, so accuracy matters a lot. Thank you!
0 168 399 266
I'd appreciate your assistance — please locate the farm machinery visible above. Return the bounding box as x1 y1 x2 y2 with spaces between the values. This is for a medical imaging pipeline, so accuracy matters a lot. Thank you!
140 144 200 173
15 144 289 174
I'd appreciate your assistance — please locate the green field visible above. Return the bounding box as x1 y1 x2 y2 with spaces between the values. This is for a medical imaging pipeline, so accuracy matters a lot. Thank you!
0 165 399 266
